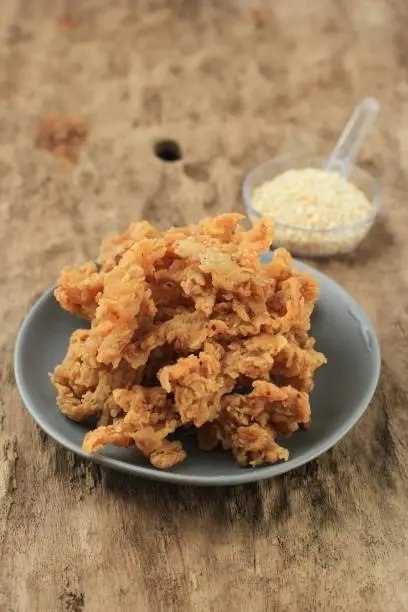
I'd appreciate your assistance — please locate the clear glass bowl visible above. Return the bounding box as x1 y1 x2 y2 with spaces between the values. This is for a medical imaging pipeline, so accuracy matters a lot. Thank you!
242 154 381 257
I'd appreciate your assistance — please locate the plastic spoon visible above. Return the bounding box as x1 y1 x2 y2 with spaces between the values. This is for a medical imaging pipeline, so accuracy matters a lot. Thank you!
324 97 380 179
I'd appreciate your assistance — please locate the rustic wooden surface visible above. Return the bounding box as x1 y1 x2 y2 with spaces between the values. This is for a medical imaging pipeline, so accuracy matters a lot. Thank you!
1 1 408 610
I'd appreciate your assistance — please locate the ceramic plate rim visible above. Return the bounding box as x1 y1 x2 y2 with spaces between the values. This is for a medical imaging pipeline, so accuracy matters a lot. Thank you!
14 259 381 486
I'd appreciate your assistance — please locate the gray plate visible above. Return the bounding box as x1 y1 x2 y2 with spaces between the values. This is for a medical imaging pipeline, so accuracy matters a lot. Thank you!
14 255 381 486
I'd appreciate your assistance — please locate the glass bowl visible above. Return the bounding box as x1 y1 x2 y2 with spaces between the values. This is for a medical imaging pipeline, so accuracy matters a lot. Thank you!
242 154 381 257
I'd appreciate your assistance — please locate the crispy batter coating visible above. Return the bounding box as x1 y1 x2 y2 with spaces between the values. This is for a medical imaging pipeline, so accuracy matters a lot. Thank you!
224 334 288 380
86 263 156 368
52 214 326 469
272 340 326 392
220 380 311 433
98 220 160 271
158 341 234 426
54 263 103 320
82 386 186 467
50 329 143 423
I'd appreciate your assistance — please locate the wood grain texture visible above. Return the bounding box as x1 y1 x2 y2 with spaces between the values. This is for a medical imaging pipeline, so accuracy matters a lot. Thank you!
1 1 408 610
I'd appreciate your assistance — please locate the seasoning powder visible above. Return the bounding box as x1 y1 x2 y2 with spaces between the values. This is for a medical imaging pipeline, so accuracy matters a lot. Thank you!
251 168 374 256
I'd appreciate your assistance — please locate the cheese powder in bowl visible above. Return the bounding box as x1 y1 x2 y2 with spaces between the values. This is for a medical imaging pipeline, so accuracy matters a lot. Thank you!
243 155 381 257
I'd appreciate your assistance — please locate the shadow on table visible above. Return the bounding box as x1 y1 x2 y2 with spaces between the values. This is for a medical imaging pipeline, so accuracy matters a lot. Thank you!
101 458 329 529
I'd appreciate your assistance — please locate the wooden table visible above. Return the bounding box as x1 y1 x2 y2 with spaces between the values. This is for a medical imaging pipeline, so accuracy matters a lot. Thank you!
1 1 408 610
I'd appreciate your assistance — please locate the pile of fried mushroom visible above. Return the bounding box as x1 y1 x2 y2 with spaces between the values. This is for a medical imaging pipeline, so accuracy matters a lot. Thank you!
51 214 326 469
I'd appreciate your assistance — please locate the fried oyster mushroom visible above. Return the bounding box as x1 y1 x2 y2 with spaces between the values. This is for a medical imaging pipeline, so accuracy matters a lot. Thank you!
51 214 326 469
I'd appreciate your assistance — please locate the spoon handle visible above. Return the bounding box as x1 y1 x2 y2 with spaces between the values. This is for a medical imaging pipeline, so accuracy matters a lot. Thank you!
324 97 380 178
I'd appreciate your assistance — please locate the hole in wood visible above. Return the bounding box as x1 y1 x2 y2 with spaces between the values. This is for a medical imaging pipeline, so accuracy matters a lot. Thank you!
154 139 182 162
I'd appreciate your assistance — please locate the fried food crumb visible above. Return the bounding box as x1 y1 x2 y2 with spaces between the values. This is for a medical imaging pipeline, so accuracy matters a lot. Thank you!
51 214 326 469
56 16 80 29
34 114 88 163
